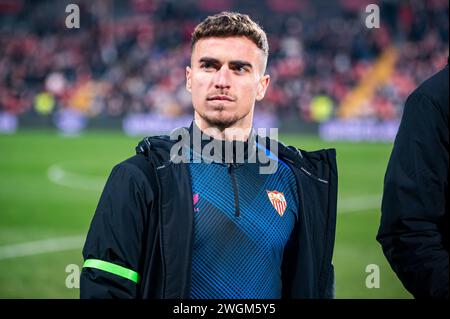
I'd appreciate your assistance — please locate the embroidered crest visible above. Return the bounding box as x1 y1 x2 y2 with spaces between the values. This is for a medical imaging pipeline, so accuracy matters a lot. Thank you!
266 190 287 216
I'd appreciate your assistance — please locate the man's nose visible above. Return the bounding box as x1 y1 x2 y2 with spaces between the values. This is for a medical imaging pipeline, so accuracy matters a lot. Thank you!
213 65 231 89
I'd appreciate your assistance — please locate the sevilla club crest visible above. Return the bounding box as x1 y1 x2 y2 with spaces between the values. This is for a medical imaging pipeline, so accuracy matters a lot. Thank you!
266 190 287 216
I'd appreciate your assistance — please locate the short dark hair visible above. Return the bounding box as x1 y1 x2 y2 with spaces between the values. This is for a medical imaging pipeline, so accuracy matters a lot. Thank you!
191 11 269 57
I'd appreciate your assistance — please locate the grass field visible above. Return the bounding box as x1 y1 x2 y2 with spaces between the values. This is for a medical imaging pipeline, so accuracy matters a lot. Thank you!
0 130 412 298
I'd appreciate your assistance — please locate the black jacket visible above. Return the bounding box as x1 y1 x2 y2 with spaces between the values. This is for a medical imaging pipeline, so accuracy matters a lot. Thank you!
80 133 338 299
377 66 449 298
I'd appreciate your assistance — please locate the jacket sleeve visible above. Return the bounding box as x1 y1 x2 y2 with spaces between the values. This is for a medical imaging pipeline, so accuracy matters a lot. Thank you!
80 159 154 299
377 91 449 298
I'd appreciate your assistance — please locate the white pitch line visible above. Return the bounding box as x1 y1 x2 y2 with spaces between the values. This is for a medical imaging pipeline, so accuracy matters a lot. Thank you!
47 164 106 191
0 235 85 261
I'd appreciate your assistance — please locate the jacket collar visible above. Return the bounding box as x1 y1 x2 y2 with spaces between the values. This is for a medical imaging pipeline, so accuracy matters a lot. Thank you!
185 121 258 164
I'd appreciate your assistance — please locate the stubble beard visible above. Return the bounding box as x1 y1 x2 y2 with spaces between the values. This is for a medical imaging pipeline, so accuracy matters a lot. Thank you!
199 105 246 131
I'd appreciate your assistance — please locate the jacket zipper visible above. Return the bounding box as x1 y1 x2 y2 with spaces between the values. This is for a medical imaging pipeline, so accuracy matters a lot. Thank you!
228 164 241 217
152 159 167 298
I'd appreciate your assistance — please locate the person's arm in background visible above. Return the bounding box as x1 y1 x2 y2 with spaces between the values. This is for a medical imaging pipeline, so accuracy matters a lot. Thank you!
377 66 449 298
80 157 154 298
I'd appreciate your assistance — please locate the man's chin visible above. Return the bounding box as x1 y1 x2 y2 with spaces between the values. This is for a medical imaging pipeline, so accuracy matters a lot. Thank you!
200 114 241 130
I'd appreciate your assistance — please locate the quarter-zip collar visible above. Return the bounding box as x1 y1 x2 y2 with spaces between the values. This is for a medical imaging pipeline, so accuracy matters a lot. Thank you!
187 121 258 165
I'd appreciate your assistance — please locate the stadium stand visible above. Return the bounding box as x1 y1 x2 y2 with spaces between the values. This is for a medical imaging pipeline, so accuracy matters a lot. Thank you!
0 0 448 131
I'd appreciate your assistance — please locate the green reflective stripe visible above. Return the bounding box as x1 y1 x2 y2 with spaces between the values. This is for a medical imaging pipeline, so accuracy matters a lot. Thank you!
83 259 140 284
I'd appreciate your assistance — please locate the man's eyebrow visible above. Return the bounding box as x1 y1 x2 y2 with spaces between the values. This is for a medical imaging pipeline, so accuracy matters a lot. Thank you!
198 57 220 64
229 60 253 69
198 57 253 69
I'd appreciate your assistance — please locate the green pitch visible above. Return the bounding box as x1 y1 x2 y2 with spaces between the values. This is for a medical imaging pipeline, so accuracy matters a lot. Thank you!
0 130 411 298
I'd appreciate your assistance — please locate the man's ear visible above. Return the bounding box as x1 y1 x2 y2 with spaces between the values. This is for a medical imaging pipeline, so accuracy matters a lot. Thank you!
186 66 192 93
256 74 270 101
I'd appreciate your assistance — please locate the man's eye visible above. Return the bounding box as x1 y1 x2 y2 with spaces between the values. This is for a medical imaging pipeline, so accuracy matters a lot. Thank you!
234 66 248 73
201 63 215 70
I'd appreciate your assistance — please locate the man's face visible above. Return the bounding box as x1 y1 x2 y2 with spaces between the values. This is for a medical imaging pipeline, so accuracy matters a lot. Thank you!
186 36 270 130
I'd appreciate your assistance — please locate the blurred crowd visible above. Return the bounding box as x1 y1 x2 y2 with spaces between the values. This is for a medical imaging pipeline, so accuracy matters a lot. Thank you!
0 0 448 123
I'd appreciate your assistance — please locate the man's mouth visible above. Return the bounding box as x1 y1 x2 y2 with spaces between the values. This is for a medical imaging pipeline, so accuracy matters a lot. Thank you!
207 95 235 101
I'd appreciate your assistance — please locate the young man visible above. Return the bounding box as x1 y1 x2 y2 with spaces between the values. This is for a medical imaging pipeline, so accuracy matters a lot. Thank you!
377 65 449 299
80 12 337 299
